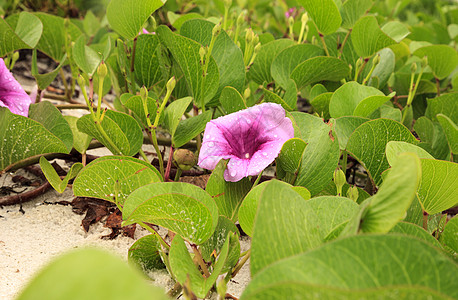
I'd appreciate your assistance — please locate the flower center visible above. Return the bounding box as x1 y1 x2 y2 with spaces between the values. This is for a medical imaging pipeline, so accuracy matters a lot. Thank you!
245 153 250 159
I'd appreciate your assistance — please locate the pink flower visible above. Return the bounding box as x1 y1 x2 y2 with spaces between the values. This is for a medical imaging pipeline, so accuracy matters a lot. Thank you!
0 58 32 117
285 8 296 18
198 103 294 182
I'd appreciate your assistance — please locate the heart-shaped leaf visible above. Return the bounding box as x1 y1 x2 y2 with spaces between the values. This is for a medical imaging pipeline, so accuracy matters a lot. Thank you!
205 159 252 221
241 235 458 300
352 16 397 58
106 0 164 40
123 182 218 245
289 112 341 195
346 118 418 186
39 157 83 193
73 156 162 205
290 56 350 90
414 45 458 79
297 0 341 35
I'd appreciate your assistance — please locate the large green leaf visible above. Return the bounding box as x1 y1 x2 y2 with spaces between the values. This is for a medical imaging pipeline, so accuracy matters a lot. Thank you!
329 81 394 118
418 159 458 215
352 16 397 58
134 33 166 89
437 114 458 153
248 39 295 85
390 222 442 249
290 56 350 90
381 21 410 43
205 160 252 221
106 0 164 40
334 116 369 150
440 216 458 255
157 25 219 106
73 156 162 205
17 248 169 300
414 116 450 160
414 45 458 79
0 108 70 171
340 0 373 29
270 44 323 89
297 0 342 35
12 11 43 48
241 235 458 300
123 182 219 245
289 112 341 195
220 86 247 114
346 118 418 186
385 141 434 166
0 15 32 56
425 93 458 124
181 19 245 101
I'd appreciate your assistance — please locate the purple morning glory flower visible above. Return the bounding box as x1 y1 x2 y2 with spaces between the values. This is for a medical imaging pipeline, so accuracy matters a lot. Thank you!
198 103 294 182
0 58 32 117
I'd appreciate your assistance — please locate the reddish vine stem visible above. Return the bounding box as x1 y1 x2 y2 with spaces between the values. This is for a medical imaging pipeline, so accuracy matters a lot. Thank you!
0 181 51 206
164 146 174 181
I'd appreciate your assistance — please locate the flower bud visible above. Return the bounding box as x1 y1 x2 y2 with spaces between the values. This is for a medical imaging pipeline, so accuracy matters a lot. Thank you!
212 22 222 37
245 28 253 43
346 185 359 202
333 168 346 196
173 149 196 171
237 11 245 27
166 76 176 93
223 0 232 9
97 60 108 78
243 87 251 99
140 86 148 101
301 12 308 24
288 16 294 28
421 56 428 68
199 46 207 64
411 62 417 73
355 57 363 71
372 54 381 67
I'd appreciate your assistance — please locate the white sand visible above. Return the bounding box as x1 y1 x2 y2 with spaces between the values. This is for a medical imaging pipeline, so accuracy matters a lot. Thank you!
0 174 250 299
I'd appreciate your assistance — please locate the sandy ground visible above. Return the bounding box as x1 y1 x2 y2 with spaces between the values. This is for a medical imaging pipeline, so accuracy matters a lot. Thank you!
0 170 251 299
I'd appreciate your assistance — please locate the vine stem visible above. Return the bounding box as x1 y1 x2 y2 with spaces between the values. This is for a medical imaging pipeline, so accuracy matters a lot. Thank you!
137 222 170 250
191 244 210 277
164 146 174 182
318 33 330 56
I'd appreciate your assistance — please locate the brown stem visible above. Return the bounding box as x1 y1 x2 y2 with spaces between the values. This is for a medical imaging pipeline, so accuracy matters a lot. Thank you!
435 77 441 96
164 146 174 182
422 210 429 230
0 181 51 206
191 244 210 277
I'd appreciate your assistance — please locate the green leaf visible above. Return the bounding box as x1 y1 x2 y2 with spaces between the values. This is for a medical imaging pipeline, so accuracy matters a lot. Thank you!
64 116 91 154
31 50 67 90
106 0 164 40
414 116 450 160
414 45 458 79
437 114 458 153
248 39 295 85
181 19 245 101
123 95 157 129
367 48 395 88
385 141 434 167
169 233 233 298
425 93 458 124
170 12 203 31
262 87 294 111
440 216 458 255
14 12 43 48
297 0 341 35
250 180 323 276
34 12 81 62
310 92 332 119
73 156 162 205
220 86 247 114
418 159 458 215
73 35 102 76
289 112 341 195
77 110 143 156
241 235 458 300
290 56 350 90
162 97 193 136
134 33 167 89
17 248 169 300
0 16 31 56
0 108 69 171
39 157 83 193
128 234 166 273
205 160 252 221
381 21 410 43
346 118 418 186
329 81 393 118
123 182 218 245
173 111 212 148
352 16 397 58
334 116 369 150
276 138 307 174
390 222 442 249
82 10 100 37
340 0 373 29
29 101 73 153
270 44 323 89
157 25 219 106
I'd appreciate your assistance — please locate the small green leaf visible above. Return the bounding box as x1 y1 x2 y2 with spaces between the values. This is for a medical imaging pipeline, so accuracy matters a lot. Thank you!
64 116 91 154
39 157 83 193
340 0 373 29
346 118 418 186
128 235 166 273
123 182 218 245
173 111 212 148
437 114 458 153
276 138 307 174
310 92 332 119
106 0 164 40
17 248 169 300
440 216 458 255
290 56 350 90
220 86 247 114
123 95 157 129
418 159 458 215
162 97 193 136
0 16 31 56
390 222 442 249
297 0 341 35
414 45 458 80
385 141 434 166
334 116 369 150
31 50 67 90
73 35 102 76
205 160 252 221
414 116 450 160
425 93 458 124
270 44 323 89
352 16 397 58
14 12 43 48
73 156 162 205
262 87 295 111
381 21 410 43
134 33 167 89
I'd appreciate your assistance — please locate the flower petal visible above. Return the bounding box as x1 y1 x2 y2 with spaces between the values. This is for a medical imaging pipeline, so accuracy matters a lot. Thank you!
0 58 32 117
224 157 249 182
198 121 233 170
